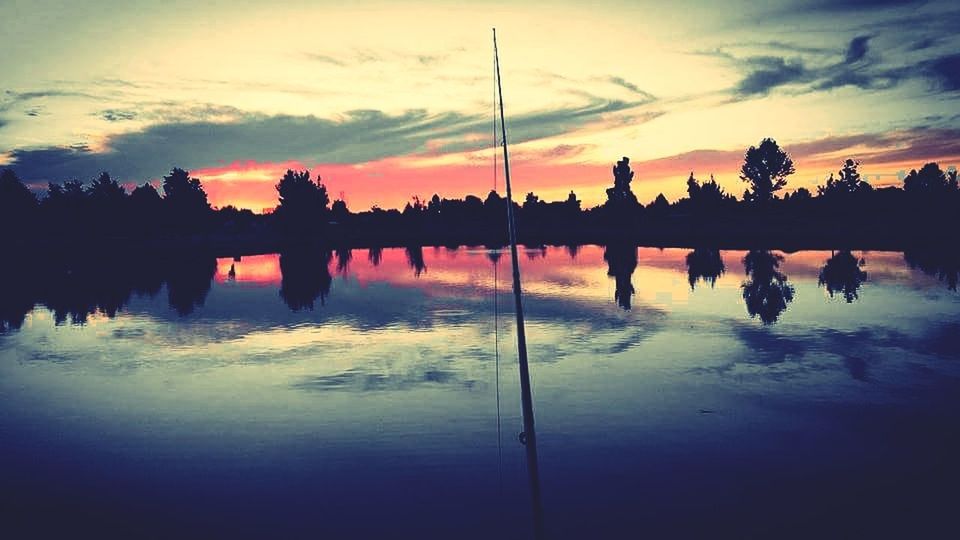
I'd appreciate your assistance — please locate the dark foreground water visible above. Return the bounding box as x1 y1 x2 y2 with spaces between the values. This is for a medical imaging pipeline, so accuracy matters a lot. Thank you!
1 246 959 538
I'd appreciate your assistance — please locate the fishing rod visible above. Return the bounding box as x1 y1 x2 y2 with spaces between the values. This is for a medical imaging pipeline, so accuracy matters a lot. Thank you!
493 27 546 540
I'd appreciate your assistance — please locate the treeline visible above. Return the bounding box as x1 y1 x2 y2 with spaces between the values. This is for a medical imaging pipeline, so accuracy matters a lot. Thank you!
1 137 958 249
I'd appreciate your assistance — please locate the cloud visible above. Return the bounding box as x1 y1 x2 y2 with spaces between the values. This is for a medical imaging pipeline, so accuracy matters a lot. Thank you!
303 53 347 66
735 56 809 96
1 89 101 112
626 128 960 184
844 35 871 63
908 37 938 51
416 54 442 66
607 76 656 99
923 53 960 91
796 0 926 11
7 94 653 183
534 144 591 159
752 41 835 56
727 32 960 98
99 109 138 122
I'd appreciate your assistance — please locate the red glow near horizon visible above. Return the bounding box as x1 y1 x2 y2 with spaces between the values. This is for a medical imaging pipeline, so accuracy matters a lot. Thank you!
192 151 960 214
195 157 611 213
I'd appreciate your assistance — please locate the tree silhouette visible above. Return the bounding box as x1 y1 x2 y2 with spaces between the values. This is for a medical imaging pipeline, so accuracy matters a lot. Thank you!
523 192 541 209
87 171 126 201
129 183 163 232
605 157 640 208
785 187 812 203
0 169 38 232
162 168 210 232
86 172 127 233
603 243 638 310
331 199 350 224
685 173 732 212
686 248 725 290
742 250 794 324
275 169 330 233
904 162 949 194
818 250 867 302
740 138 795 203
818 159 872 198
646 193 670 217
43 179 87 231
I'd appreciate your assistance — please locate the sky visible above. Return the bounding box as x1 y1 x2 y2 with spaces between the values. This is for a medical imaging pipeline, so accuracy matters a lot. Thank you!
1 0 959 212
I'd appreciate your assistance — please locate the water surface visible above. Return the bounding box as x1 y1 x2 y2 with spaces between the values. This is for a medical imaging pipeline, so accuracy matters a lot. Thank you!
2 246 959 538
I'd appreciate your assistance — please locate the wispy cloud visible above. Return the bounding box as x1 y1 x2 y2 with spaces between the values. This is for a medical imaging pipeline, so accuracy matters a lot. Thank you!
795 0 927 12
724 32 960 99
0 89 102 113
302 53 347 66
606 76 657 100
99 109 138 122
7 91 655 182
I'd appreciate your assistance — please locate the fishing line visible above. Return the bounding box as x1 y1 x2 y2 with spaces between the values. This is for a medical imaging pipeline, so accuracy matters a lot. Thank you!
493 43 504 509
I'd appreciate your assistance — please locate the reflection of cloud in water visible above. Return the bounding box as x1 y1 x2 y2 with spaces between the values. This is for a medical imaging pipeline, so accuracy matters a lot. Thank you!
695 318 960 385
293 367 472 393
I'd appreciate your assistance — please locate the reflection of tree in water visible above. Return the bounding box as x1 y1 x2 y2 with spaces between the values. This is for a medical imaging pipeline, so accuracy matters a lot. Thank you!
685 248 725 290
0 251 211 327
279 249 333 311
38 255 166 324
904 248 959 291
165 254 217 316
405 245 426 277
565 244 580 259
335 247 352 275
0 265 36 332
818 250 867 302
604 243 637 310
368 246 383 267
525 245 547 261
742 250 794 324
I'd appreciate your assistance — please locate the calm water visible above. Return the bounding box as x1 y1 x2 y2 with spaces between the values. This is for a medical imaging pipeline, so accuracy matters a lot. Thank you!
2 246 959 538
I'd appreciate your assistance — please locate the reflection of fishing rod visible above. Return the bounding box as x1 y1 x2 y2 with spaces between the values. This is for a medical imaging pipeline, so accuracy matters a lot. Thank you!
493 28 546 540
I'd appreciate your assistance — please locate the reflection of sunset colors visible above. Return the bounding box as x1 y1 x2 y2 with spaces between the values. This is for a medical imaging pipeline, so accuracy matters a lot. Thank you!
215 246 927 310
3 2 958 211
216 254 282 284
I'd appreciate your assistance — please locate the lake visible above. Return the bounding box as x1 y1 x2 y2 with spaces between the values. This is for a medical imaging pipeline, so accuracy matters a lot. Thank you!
2 246 958 538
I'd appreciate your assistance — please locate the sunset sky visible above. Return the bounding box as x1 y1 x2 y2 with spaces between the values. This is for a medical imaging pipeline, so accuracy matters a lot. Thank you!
1 0 958 212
